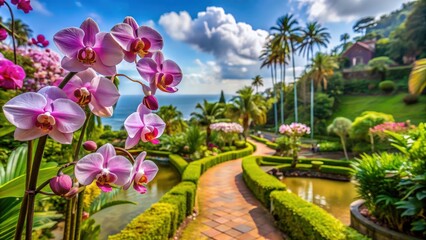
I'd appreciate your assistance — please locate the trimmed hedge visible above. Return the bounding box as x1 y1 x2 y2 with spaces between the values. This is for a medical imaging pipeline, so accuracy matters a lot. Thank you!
266 142 278 150
169 182 196 216
169 154 188 175
242 156 286 208
250 134 269 144
159 193 186 235
270 191 368 240
261 156 351 168
320 165 354 177
109 203 174 240
181 162 201 184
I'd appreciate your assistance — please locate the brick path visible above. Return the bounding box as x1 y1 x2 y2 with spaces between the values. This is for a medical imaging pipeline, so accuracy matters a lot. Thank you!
183 140 284 240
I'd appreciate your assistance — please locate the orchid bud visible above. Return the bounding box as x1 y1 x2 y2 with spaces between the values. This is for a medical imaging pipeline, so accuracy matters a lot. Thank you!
0 29 8 41
37 34 45 42
82 211 90 220
50 174 73 196
83 141 97 151
143 95 159 110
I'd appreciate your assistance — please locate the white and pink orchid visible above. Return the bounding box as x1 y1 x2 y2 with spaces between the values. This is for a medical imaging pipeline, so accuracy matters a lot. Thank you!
123 151 158 194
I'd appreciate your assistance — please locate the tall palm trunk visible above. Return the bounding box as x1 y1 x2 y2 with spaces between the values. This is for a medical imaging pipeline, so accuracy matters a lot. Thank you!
243 114 250 139
280 63 284 125
271 67 278 134
291 42 298 122
206 126 211 146
309 48 314 139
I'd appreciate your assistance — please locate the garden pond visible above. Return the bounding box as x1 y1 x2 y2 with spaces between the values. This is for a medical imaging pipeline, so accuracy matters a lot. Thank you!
282 177 358 225
92 159 180 239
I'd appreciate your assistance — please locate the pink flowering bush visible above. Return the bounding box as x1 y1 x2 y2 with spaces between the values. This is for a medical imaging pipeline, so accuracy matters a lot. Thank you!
279 123 310 167
210 122 243 147
1 14 181 240
369 122 410 139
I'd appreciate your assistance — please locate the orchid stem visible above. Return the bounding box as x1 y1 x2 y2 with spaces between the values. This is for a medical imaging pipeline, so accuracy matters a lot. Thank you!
57 162 77 176
26 141 32 189
4 1 17 64
115 147 135 164
58 72 77 89
74 189 85 240
113 73 146 88
25 135 48 240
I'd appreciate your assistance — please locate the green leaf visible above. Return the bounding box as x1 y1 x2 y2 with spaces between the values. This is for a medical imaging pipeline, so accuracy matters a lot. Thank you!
416 190 426 200
410 219 426 233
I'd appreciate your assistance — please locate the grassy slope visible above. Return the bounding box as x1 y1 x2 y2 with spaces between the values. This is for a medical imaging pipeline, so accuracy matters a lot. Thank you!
331 93 426 124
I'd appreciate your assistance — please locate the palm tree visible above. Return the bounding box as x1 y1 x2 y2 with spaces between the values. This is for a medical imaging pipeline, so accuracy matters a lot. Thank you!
271 14 301 123
340 33 350 51
190 100 225 145
408 58 426 95
251 75 264 93
6 19 32 46
299 22 330 139
157 105 186 135
226 86 268 138
260 40 279 132
327 117 352 160
309 53 338 90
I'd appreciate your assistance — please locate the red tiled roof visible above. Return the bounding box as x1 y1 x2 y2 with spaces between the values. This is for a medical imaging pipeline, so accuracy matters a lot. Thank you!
342 41 375 57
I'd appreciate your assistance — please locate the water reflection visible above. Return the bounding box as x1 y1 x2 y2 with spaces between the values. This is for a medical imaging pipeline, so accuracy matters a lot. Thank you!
92 160 180 239
282 177 357 225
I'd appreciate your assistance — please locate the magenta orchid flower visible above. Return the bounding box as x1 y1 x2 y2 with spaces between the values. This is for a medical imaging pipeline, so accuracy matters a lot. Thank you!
0 28 7 41
123 151 158 194
136 51 182 94
11 0 32 13
124 104 166 149
0 55 25 89
110 16 163 63
56 68 120 117
75 143 132 192
2 86 86 144
53 18 124 76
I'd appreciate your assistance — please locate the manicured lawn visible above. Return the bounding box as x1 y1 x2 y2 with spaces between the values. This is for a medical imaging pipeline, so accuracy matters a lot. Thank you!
331 93 426 124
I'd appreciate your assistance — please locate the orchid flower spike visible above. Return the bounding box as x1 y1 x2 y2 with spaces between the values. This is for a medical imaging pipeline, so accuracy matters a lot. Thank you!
2 86 86 144
54 18 124 76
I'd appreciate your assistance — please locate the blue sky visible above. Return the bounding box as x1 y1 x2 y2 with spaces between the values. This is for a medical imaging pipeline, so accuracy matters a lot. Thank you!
0 0 409 95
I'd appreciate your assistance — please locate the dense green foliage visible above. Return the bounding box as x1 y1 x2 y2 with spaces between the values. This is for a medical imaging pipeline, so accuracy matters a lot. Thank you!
349 111 395 141
378 80 396 93
270 191 368 240
168 154 188 176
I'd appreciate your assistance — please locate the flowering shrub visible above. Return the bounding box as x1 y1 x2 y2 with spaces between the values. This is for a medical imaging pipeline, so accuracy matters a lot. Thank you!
369 121 410 139
279 123 310 167
0 9 182 239
210 122 243 147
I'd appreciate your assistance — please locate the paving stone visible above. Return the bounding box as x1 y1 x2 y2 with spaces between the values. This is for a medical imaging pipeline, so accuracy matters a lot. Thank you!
233 224 253 233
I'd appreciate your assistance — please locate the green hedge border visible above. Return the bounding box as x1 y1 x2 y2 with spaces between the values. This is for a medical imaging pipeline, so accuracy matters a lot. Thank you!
109 144 254 239
241 156 368 240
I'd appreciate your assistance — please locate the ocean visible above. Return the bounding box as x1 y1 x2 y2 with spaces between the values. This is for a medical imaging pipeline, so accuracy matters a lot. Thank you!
102 94 231 130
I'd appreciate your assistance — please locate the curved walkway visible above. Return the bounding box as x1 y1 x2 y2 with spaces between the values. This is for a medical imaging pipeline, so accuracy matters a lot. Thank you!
182 140 284 240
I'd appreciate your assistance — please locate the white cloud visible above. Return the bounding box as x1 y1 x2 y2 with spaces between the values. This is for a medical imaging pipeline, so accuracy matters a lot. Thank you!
142 20 155 28
298 0 410 23
159 7 268 80
75 1 82 7
32 0 52 16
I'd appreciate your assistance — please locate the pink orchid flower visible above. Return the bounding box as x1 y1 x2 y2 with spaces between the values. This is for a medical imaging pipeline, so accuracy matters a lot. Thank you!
0 28 8 41
11 0 32 13
124 104 166 149
136 51 182 94
53 18 124 76
75 143 132 192
2 86 86 144
123 151 158 194
110 16 163 63
56 68 120 117
0 55 25 89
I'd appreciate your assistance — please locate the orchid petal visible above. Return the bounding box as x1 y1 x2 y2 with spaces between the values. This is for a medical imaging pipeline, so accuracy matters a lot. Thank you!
75 68 97 85
80 18 99 46
163 60 183 84
136 58 157 81
134 151 147 173
89 97 114 117
61 56 87 72
137 103 152 116
110 23 135 51
93 32 124 67
124 112 143 138
53 27 85 57
96 182 113 192
123 50 137 63
96 143 116 165
49 128 73 144
152 52 164 66
3 92 45 129
137 26 163 51
14 127 45 141
107 156 132 186
133 184 147 194
141 160 158 182
92 76 120 107
61 77 83 102
143 113 166 136
123 16 139 33
51 99 86 133
140 126 154 142
38 86 68 101
91 59 117 76
125 134 140 149
75 153 104 185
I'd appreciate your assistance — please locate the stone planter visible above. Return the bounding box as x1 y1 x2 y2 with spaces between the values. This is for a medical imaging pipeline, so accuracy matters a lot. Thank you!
350 199 422 240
